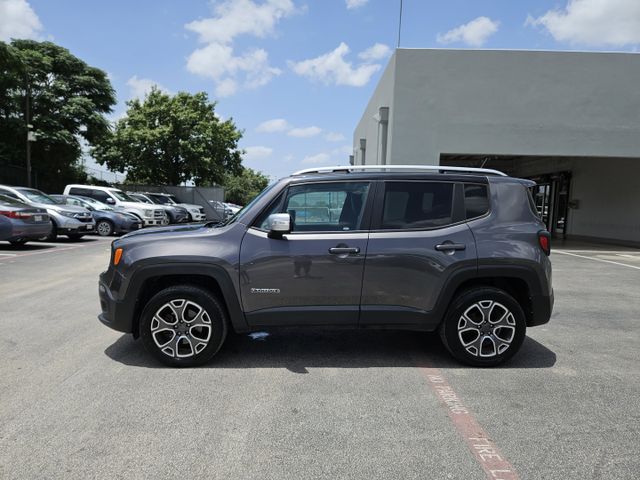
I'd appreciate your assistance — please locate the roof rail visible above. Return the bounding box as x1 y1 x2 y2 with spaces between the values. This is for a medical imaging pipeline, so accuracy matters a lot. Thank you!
292 164 507 176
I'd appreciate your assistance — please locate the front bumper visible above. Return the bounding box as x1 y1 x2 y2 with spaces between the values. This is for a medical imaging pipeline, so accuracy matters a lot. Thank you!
189 212 206 222
142 217 165 226
98 273 134 334
114 219 142 234
57 219 96 234
174 212 189 223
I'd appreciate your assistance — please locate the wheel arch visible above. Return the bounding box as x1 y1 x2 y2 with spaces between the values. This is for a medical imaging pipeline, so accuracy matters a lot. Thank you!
437 265 543 328
128 263 248 337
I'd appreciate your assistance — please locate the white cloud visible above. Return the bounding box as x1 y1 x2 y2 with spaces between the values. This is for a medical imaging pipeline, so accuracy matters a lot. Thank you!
257 118 291 133
325 132 346 142
346 0 369 10
288 126 322 138
526 0 640 47
301 153 331 165
300 145 352 166
126 76 170 100
243 146 273 161
185 0 296 96
215 78 238 97
332 145 353 156
289 42 384 87
437 16 500 47
0 0 42 41
358 43 392 61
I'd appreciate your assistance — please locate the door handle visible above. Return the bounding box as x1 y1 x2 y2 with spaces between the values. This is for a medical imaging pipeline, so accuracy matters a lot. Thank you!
435 243 466 252
329 247 360 255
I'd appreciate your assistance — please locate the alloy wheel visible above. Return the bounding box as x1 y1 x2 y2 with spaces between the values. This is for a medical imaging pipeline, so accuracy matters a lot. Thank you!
457 300 516 358
97 221 113 236
150 299 212 358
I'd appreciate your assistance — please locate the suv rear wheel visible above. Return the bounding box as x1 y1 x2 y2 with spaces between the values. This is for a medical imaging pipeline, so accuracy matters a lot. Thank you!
139 285 228 367
440 287 526 367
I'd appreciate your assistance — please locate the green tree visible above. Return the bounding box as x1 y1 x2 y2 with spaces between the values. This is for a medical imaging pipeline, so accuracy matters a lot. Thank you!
0 40 115 191
94 89 243 186
224 167 269 205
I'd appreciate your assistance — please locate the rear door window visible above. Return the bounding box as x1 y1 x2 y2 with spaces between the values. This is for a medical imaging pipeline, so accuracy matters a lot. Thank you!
380 182 455 230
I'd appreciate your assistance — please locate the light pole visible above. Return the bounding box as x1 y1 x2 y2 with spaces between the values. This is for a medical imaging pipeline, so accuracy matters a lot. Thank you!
25 76 35 187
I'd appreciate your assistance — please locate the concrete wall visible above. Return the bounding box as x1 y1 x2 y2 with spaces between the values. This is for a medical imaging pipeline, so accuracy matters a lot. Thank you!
355 48 640 165
353 48 640 244
565 158 640 245
396 49 640 162
353 54 396 165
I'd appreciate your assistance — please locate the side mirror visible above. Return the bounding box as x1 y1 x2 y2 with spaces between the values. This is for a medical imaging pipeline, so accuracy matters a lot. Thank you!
105 198 115 205
267 213 291 239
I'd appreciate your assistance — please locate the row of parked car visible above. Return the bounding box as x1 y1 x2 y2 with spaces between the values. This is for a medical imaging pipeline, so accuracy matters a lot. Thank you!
0 183 230 246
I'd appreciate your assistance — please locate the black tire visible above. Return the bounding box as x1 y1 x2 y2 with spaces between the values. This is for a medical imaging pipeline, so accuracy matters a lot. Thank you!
139 285 228 367
96 220 114 236
440 287 526 367
67 233 84 241
9 239 28 246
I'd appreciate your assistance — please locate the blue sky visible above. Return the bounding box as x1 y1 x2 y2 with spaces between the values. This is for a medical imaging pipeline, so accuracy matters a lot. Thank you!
2 0 639 182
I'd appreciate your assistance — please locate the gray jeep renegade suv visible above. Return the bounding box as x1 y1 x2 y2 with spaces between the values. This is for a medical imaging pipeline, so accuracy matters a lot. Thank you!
98 165 553 367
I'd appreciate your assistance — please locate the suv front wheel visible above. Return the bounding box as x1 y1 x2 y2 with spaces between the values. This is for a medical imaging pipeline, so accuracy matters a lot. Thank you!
440 287 526 367
139 285 228 367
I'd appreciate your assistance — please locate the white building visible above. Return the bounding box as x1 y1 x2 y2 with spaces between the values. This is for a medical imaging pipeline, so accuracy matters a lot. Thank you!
353 49 640 246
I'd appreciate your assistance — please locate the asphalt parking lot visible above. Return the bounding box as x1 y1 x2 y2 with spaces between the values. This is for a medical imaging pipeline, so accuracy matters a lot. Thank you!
1 237 639 479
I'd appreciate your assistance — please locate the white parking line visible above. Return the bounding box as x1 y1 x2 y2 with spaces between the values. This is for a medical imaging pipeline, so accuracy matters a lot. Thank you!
0 245 85 262
555 250 640 271
0 253 18 256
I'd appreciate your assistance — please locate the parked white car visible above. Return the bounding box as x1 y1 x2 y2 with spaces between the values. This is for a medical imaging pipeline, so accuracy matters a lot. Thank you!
63 185 166 226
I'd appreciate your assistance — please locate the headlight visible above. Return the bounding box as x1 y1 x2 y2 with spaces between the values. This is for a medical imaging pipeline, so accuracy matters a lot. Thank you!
60 210 79 218
144 209 153 216
189 208 199 214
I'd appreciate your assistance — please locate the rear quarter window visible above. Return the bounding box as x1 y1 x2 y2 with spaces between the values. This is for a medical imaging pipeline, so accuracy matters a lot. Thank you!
464 184 489 219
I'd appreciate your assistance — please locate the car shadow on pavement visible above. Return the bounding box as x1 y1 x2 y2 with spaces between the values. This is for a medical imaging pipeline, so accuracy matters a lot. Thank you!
40 236 102 244
104 329 556 372
0 243 54 251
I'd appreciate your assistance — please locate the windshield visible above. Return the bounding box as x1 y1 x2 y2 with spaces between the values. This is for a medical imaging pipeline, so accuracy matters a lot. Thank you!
132 194 153 204
0 194 26 207
167 195 181 204
147 194 173 205
75 195 113 211
16 188 57 205
110 189 137 202
219 182 278 227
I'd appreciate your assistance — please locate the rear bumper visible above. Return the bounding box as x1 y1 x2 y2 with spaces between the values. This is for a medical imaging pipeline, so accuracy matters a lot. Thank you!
529 289 554 327
7 222 52 240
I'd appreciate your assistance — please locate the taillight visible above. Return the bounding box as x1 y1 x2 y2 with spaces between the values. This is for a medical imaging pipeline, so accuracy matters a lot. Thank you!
538 231 551 256
0 210 31 219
